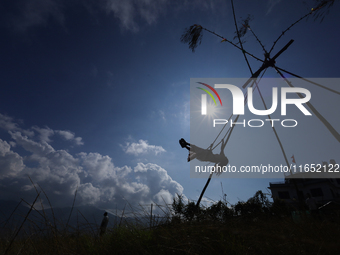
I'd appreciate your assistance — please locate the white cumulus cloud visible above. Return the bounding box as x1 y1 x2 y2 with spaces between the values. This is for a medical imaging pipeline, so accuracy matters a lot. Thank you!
32 126 54 143
0 139 25 179
123 139 166 156
0 113 183 212
56 130 84 145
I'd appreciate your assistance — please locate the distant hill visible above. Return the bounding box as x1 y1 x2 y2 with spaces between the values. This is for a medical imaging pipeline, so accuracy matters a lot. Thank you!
0 200 122 237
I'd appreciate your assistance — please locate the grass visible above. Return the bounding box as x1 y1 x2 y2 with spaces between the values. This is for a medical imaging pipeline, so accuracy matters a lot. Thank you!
1 189 339 254
1 214 339 254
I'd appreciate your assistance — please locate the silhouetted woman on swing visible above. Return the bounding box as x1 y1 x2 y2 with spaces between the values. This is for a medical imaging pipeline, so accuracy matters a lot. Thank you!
179 138 229 169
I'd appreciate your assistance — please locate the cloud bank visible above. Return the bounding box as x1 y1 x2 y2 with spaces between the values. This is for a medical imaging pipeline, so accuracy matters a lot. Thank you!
0 113 183 212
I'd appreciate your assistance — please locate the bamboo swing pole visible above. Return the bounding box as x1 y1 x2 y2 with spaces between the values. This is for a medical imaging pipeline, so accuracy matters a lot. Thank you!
275 67 340 143
193 0 338 209
276 67 340 96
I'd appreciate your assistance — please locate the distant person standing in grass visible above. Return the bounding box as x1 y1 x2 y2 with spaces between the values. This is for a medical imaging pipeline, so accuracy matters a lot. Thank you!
305 193 319 219
99 212 109 237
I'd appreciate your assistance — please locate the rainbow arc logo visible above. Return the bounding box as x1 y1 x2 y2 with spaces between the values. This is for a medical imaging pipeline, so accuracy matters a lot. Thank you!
196 82 222 115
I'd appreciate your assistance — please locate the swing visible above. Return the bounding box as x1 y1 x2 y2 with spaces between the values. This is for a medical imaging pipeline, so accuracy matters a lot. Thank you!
179 138 229 170
180 0 340 208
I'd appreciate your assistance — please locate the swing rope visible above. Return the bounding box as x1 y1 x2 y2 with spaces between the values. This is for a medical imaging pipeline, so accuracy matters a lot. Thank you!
275 67 340 143
210 74 265 152
253 78 292 174
277 67 340 96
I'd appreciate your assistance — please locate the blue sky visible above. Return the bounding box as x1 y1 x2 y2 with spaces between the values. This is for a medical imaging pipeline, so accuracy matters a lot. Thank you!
0 0 339 213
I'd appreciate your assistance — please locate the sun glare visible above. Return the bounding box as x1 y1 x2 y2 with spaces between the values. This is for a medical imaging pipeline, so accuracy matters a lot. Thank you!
205 101 220 120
